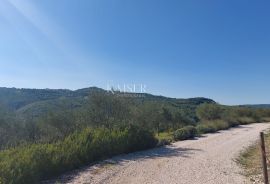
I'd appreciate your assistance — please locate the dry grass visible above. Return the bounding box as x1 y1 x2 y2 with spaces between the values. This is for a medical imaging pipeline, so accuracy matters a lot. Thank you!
155 132 173 141
237 132 270 183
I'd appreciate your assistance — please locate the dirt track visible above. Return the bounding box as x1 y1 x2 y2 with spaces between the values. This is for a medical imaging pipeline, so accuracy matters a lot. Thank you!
52 123 270 184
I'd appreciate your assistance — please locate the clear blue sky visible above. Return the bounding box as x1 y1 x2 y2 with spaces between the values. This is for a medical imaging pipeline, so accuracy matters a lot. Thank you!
0 0 269 105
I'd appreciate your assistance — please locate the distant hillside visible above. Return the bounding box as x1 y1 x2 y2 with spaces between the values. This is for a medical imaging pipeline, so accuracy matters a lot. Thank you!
240 104 270 109
0 87 215 119
0 87 102 110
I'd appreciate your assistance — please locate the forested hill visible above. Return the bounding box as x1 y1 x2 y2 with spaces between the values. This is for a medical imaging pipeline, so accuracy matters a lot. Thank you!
0 87 102 110
0 87 215 117
0 86 215 150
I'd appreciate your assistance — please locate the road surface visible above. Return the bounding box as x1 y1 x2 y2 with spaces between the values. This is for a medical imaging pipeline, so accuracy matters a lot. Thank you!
51 123 270 184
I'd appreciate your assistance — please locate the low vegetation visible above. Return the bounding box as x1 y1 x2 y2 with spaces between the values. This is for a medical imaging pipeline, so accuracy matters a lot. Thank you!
0 88 212 150
1 87 270 183
0 125 157 184
173 126 197 140
237 132 270 183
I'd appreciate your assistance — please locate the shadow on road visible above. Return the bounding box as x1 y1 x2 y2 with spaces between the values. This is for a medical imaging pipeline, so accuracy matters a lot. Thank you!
43 145 201 184
113 145 201 164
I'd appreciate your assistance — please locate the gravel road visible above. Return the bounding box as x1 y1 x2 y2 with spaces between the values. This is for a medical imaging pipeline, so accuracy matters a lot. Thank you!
52 123 270 184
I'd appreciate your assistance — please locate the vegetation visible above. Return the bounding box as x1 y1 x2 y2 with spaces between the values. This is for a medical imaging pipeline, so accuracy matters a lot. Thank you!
0 125 157 184
155 132 174 146
0 87 270 183
173 126 197 140
0 87 212 150
237 132 270 183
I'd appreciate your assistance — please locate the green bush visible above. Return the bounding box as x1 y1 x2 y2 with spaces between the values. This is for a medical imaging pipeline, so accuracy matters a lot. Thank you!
237 117 256 124
211 120 230 130
196 120 230 134
261 117 270 122
0 125 157 184
196 124 216 134
173 126 197 140
196 103 224 121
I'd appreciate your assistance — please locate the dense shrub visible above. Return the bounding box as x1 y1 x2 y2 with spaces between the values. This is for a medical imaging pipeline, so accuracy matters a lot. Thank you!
196 105 270 133
236 117 257 124
211 120 230 130
196 124 216 134
196 104 224 121
221 109 240 127
173 126 197 140
196 120 230 134
261 117 270 122
0 125 157 184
